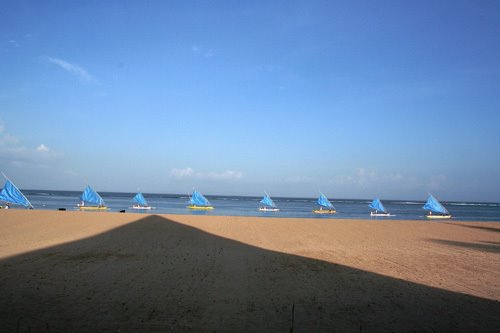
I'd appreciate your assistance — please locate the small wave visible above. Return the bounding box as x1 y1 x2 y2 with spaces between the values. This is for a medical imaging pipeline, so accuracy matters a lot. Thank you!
449 202 500 207
449 203 478 206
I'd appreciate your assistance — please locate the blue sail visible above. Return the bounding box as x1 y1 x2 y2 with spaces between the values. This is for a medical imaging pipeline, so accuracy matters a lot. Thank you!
369 198 387 213
190 190 210 206
422 194 449 215
0 180 32 208
133 192 148 206
80 185 105 206
317 193 334 208
260 194 276 208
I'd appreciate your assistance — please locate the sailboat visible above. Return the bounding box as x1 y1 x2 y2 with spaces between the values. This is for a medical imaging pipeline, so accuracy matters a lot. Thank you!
313 192 336 214
369 198 393 217
187 190 214 210
423 194 451 219
0 174 33 209
77 185 108 210
259 192 280 212
131 192 154 210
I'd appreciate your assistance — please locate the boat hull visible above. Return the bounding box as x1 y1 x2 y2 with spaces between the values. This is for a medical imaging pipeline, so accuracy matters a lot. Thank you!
425 214 452 219
187 205 214 210
131 205 154 210
313 209 336 214
259 207 280 212
78 206 108 211
371 212 393 217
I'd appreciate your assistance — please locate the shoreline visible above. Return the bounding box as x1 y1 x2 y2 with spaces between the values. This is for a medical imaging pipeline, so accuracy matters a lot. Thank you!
1 210 499 331
4 206 500 223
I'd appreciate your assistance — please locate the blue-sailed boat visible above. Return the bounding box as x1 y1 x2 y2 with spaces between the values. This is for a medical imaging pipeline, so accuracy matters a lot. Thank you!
0 177 33 209
369 198 392 217
313 192 336 214
259 192 279 212
78 185 108 210
187 190 214 210
423 194 451 219
132 192 153 210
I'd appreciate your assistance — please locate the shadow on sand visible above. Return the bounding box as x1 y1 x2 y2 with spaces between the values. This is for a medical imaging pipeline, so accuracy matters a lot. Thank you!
0 215 498 332
428 239 500 254
444 222 500 234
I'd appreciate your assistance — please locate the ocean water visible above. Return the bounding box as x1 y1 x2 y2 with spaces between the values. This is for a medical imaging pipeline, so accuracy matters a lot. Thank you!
15 190 500 222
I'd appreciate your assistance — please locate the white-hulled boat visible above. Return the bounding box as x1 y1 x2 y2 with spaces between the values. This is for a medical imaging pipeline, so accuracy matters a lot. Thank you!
369 198 393 217
131 192 154 210
259 192 280 212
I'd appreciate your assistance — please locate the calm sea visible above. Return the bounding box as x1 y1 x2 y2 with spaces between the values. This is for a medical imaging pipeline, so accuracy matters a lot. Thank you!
16 190 500 222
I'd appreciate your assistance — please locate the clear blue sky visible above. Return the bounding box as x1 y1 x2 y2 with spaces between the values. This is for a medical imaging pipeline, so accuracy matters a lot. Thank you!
1 1 499 201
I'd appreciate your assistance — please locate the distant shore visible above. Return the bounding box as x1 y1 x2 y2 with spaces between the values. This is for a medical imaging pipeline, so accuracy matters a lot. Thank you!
0 210 499 332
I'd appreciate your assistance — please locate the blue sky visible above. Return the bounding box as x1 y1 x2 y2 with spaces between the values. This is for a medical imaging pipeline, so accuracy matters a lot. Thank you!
1 1 499 201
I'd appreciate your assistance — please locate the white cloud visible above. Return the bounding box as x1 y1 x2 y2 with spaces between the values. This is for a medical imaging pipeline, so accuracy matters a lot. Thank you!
330 168 418 188
204 50 214 58
0 122 57 168
206 170 242 180
36 144 49 152
8 39 19 47
170 167 242 180
170 167 195 178
47 57 97 83
0 133 20 146
191 45 215 58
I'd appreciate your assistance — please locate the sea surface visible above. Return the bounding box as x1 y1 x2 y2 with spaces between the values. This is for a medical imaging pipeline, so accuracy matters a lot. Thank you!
15 190 500 222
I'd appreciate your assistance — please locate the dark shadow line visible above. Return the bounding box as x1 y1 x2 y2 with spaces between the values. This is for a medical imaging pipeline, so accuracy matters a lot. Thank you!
427 238 500 254
443 222 500 234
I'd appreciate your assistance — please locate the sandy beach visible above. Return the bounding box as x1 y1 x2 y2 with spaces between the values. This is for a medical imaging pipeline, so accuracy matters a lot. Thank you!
0 210 499 332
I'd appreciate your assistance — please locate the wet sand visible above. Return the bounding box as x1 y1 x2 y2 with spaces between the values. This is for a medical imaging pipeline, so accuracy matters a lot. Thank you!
0 210 499 332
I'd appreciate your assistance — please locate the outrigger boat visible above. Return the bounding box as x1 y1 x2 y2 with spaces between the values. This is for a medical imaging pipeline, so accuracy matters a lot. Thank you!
369 198 393 217
187 190 214 210
77 185 108 210
131 192 154 210
313 192 336 214
259 192 280 212
423 194 451 219
0 173 33 209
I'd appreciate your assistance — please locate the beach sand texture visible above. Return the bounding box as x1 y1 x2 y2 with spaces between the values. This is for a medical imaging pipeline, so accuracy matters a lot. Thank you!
0 210 499 332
